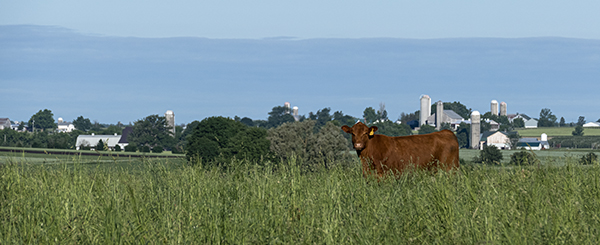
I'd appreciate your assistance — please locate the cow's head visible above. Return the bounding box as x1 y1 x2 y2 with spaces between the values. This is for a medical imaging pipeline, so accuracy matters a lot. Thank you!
341 122 378 151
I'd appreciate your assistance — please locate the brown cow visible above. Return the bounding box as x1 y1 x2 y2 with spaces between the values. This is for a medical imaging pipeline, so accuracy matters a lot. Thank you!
341 122 459 177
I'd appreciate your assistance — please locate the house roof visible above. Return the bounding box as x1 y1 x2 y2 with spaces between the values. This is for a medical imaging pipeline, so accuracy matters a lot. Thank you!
0 118 10 125
57 121 73 126
480 131 515 142
118 127 133 143
427 110 465 122
443 110 464 120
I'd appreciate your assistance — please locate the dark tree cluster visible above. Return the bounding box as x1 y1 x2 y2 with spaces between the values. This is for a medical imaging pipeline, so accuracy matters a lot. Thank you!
185 117 272 165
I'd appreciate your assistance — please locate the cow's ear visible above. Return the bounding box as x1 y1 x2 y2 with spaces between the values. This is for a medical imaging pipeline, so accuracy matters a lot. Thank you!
341 125 352 134
369 126 378 136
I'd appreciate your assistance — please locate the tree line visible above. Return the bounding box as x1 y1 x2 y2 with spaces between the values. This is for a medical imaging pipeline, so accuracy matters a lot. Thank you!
2 104 598 157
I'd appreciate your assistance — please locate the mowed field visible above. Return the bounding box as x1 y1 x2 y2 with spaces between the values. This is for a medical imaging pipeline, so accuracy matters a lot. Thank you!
2 148 600 243
517 127 600 137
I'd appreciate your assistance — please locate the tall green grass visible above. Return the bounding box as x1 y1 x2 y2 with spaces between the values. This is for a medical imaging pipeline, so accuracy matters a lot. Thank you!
2 157 600 243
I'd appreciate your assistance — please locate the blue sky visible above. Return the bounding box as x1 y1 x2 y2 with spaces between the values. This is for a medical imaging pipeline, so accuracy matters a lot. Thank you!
1 1 600 125
2 1 600 39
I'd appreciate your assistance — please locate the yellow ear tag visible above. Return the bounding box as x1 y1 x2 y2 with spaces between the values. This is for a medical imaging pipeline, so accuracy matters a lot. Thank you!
369 129 374 136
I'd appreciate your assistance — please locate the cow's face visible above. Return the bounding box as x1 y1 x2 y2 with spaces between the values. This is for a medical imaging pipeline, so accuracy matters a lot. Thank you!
341 122 378 151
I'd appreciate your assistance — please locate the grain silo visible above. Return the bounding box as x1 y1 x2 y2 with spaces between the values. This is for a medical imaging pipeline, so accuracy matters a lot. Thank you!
470 111 481 149
500 102 507 116
491 100 498 116
435 100 443 130
165 110 175 135
419 95 431 126
292 106 299 121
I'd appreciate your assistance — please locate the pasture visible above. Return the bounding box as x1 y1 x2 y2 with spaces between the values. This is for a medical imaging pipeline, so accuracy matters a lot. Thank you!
2 149 600 243
517 126 600 137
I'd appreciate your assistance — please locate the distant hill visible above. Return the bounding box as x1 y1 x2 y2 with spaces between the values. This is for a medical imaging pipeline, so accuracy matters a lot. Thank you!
1 25 599 124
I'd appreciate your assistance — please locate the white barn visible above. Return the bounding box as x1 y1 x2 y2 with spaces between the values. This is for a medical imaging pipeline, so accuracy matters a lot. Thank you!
76 134 122 150
583 122 600 128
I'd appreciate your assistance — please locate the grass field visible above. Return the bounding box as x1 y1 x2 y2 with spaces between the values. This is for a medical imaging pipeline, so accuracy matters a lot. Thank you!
2 149 600 243
517 127 600 137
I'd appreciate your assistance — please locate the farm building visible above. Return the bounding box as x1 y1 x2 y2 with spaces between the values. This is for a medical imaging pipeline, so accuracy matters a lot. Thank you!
0 118 11 130
426 110 465 129
583 122 600 128
525 119 538 128
116 127 132 150
508 113 538 128
56 118 75 133
516 134 550 150
480 131 514 150
76 133 122 150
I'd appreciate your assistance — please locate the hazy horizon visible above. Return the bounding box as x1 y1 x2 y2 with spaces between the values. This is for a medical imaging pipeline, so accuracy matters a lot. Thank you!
1 25 599 125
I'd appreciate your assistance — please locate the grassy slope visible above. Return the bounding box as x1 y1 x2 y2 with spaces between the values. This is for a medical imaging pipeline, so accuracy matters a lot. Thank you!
2 157 600 243
517 127 600 137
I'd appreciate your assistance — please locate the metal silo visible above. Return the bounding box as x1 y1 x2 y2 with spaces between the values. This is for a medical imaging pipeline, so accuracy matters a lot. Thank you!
500 102 507 116
419 95 431 126
165 110 175 135
491 100 498 116
436 100 443 130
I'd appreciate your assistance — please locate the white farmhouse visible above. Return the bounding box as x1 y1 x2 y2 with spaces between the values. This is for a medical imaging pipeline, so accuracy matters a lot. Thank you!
57 118 75 133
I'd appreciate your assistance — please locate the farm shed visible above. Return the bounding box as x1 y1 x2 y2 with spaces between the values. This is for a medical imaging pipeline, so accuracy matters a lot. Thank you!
480 131 513 150
76 134 122 150
525 119 538 128
516 137 550 150
0 118 11 130
583 122 600 128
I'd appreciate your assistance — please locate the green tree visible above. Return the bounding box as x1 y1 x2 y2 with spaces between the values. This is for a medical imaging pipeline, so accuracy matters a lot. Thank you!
510 150 538 165
28 109 57 132
227 127 272 162
47 132 73 149
538 108 557 127
418 125 437 135
308 107 333 130
102 125 122 135
474 145 503 165
267 120 316 163
267 120 349 170
377 102 388 122
363 107 377 124
559 117 566 127
240 117 254 127
577 116 586 126
308 121 351 169
267 106 295 128
73 116 92 131
114 144 122 152
96 140 106 151
513 118 525 128
431 101 472 119
572 125 584 136
374 121 412 137
455 122 470 148
124 144 137 152
332 111 356 128
17 121 25 131
399 111 419 125
185 117 271 165
128 114 174 152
